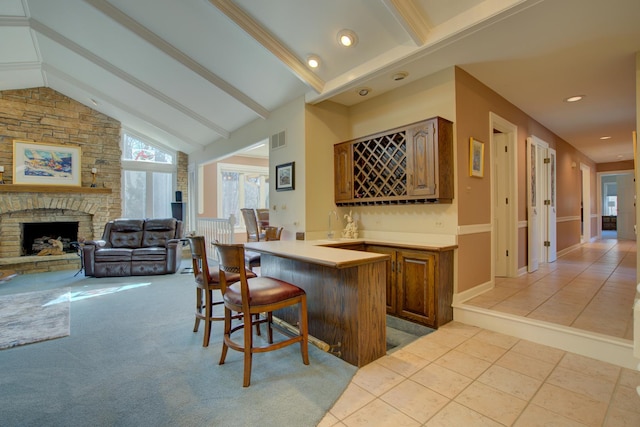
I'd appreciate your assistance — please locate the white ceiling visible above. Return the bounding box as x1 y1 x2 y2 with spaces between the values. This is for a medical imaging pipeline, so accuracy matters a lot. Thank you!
1 0 638 163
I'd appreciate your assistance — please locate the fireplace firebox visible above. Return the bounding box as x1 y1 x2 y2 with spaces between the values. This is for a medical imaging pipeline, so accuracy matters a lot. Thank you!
21 222 79 256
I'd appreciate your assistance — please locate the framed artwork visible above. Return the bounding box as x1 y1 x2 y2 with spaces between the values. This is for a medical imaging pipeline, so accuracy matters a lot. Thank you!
13 140 82 186
469 137 484 178
275 161 295 191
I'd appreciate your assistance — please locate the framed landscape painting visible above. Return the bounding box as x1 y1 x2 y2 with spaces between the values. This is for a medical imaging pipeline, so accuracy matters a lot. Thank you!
275 161 295 191
13 140 82 186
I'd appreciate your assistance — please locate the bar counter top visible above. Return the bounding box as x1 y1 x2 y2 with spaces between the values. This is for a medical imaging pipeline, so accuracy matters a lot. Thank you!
243 240 388 269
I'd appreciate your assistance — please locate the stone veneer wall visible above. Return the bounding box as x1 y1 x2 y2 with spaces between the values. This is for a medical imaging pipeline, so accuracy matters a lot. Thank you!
0 87 121 273
0 87 123 199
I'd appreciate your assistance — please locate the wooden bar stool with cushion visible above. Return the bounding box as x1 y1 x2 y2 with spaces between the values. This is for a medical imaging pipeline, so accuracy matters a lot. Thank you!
213 242 309 387
186 236 257 347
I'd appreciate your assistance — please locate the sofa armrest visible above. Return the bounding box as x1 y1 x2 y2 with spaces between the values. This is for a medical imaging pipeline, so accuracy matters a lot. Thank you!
84 239 109 248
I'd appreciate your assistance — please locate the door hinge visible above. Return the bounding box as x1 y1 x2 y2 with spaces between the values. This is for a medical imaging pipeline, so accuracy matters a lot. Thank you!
506 250 509 256
544 199 551 205
505 197 509 204
544 241 551 247
504 146 508 153
544 157 550 164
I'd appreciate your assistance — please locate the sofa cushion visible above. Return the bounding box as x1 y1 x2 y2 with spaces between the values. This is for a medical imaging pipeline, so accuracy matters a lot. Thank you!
142 218 178 247
94 248 133 262
110 219 145 248
132 247 168 261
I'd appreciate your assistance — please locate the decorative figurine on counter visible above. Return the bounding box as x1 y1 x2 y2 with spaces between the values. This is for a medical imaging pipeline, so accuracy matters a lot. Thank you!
342 210 358 239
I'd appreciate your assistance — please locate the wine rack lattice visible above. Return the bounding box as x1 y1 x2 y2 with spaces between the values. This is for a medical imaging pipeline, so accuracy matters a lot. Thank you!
353 131 407 199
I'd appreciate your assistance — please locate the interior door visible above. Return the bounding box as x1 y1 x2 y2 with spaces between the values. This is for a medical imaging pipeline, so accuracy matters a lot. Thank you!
527 138 539 272
617 172 636 240
546 148 557 262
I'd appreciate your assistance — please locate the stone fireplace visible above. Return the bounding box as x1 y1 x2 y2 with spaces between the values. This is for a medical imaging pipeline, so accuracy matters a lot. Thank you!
0 191 113 273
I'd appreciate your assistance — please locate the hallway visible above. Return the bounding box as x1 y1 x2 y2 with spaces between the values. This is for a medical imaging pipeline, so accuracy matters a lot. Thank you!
465 237 636 340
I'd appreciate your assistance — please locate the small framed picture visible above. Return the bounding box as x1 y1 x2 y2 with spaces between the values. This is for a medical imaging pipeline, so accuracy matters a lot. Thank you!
469 137 484 178
275 161 295 191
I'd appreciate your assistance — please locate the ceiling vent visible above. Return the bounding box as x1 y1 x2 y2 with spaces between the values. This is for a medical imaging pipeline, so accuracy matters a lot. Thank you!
270 130 286 150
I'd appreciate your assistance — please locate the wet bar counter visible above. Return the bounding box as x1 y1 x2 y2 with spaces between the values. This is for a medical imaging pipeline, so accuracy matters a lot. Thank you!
244 241 388 367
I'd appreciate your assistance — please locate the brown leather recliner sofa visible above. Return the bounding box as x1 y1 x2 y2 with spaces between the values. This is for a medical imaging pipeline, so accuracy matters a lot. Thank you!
82 218 183 277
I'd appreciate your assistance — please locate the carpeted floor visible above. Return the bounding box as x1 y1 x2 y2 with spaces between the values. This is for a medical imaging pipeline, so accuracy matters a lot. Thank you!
0 265 358 427
0 288 70 350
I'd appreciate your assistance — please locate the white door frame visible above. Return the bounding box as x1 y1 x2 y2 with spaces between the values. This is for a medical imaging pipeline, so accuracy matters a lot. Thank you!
581 163 591 243
490 113 518 277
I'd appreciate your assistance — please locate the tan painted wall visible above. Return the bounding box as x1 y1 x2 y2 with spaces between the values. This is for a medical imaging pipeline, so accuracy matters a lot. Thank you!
597 160 634 172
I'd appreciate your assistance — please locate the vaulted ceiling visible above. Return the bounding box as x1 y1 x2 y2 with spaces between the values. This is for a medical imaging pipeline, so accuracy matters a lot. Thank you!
1 0 639 163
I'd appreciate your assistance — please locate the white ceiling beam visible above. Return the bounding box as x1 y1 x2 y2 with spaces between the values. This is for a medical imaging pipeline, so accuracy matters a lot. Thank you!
84 0 270 120
29 18 230 139
0 16 29 26
381 0 432 46
208 0 325 93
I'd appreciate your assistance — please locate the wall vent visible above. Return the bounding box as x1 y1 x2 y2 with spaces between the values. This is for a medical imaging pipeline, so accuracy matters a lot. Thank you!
270 130 286 150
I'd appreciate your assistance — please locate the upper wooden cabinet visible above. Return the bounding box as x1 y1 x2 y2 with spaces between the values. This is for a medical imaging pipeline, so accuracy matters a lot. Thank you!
334 141 353 202
334 116 453 205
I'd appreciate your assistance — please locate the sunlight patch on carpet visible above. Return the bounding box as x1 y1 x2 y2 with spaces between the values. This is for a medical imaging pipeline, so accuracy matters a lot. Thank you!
0 288 71 350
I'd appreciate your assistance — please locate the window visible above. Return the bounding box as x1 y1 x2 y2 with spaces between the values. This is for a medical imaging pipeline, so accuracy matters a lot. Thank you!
122 131 176 218
217 163 269 228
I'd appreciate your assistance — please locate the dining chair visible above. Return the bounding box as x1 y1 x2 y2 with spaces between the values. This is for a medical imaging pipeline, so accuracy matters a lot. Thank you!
213 242 309 387
263 226 283 241
186 236 256 347
240 208 275 272
240 208 265 242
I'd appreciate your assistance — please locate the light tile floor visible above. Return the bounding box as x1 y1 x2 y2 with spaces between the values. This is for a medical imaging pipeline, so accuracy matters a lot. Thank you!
466 237 637 340
320 237 640 426
320 322 640 426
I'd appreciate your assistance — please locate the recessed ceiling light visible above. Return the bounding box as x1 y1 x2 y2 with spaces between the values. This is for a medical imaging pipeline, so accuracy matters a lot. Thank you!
564 95 585 103
599 136 612 140
356 87 371 96
337 29 358 47
392 72 408 81
306 55 320 69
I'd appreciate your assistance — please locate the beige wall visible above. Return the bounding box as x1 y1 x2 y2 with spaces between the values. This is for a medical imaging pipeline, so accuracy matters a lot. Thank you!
304 101 350 239
331 68 458 241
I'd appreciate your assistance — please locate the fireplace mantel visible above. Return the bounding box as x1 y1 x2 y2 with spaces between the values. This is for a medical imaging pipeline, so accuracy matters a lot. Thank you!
0 185 111 194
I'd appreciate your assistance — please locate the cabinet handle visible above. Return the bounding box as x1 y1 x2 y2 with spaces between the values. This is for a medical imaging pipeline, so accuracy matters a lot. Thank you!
391 261 395 273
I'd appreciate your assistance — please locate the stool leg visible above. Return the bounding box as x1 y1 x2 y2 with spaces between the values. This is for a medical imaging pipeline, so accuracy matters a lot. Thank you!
193 288 202 332
203 289 212 347
299 295 309 365
219 307 231 365
243 311 253 387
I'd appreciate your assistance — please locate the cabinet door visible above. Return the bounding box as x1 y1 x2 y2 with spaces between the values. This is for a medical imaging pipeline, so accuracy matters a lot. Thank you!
406 120 437 198
397 250 436 326
334 142 353 202
366 245 397 313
